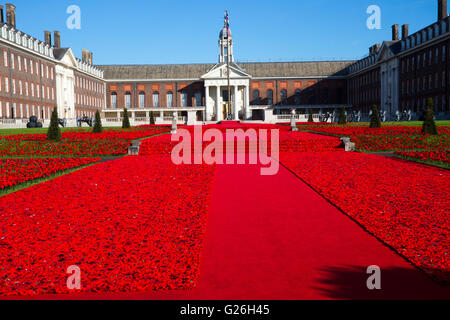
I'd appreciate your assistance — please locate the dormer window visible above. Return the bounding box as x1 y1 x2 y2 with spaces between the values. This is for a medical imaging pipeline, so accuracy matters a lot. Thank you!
428 28 433 39
434 25 439 37
8 30 13 41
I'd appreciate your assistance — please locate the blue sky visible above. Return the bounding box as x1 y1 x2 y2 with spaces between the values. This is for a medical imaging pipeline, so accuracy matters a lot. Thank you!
11 0 438 65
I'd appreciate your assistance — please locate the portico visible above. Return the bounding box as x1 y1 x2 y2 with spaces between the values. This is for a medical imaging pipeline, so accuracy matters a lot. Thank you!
203 77 250 122
201 22 251 121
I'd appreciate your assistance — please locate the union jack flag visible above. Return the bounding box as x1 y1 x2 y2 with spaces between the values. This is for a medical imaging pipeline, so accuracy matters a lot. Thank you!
224 10 229 29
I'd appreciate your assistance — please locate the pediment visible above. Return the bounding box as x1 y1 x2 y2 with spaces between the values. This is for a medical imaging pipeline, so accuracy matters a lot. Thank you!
377 43 394 62
59 48 78 68
201 63 251 79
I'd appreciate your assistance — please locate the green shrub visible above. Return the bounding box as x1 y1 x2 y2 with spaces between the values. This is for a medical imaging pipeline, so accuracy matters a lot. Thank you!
93 110 103 133
370 104 382 128
338 106 347 125
122 108 131 129
308 109 314 122
150 111 155 125
47 108 61 141
422 98 438 135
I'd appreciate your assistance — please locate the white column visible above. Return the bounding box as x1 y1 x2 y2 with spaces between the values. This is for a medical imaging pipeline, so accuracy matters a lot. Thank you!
205 85 210 121
244 85 250 120
233 85 239 120
216 86 222 122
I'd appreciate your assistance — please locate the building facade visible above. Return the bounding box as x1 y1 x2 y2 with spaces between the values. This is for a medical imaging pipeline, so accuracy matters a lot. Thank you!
0 0 448 128
347 2 450 120
100 24 350 125
0 3 105 128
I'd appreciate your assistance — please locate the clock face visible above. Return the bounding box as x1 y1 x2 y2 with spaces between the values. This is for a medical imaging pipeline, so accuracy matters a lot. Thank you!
223 68 228 77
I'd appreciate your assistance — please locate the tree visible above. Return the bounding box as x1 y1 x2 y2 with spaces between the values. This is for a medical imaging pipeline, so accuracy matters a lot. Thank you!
122 108 130 129
47 107 61 141
93 110 103 133
338 106 347 125
370 104 381 128
308 109 314 122
422 98 438 135
150 111 155 125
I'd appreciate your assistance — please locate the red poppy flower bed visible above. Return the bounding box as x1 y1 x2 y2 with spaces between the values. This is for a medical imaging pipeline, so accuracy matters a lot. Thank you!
0 155 215 296
280 152 450 283
138 129 342 156
395 151 450 165
0 158 100 190
0 126 171 157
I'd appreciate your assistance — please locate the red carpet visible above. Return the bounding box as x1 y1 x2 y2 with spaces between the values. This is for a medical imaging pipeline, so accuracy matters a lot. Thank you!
13 160 449 300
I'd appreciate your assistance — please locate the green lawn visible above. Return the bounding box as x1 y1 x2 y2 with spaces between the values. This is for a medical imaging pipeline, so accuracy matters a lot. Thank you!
0 127 123 136
319 121 450 128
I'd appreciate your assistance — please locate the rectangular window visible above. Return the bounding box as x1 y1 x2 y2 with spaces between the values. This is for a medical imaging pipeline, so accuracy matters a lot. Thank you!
5 77 9 93
18 56 21 71
30 60 33 74
24 58 27 72
3 51 7 67
11 53 14 69
19 80 22 95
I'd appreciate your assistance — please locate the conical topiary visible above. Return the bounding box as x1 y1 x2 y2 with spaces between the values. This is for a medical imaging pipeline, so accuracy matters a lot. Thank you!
150 111 155 125
122 108 130 129
93 110 103 133
422 98 438 135
47 107 61 141
370 104 382 128
338 106 347 125
308 109 314 122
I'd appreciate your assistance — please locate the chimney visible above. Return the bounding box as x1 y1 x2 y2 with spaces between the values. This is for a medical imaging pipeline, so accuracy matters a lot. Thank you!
82 49 89 63
401 24 409 39
392 24 399 41
44 31 51 45
89 51 93 65
375 43 381 52
54 31 61 48
6 3 16 29
438 0 448 20
0 5 4 24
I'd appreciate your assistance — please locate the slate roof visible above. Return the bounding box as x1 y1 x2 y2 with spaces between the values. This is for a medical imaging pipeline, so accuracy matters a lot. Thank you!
97 61 354 80
52 48 70 60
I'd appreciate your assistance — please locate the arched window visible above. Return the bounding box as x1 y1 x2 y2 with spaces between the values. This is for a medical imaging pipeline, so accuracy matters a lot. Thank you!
110 92 117 108
166 91 173 108
125 92 131 108
253 90 260 105
281 89 288 105
195 92 202 106
180 92 188 107
294 89 301 105
139 92 145 108
267 90 273 105
152 91 160 108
